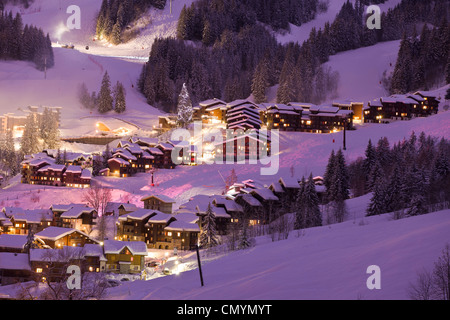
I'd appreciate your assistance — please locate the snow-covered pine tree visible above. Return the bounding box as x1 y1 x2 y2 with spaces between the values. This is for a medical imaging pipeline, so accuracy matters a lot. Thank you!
366 170 387 216
294 176 306 230
238 220 252 250
251 57 270 104
113 81 126 113
199 203 219 249
304 173 322 228
177 83 193 128
98 71 113 114
20 114 41 155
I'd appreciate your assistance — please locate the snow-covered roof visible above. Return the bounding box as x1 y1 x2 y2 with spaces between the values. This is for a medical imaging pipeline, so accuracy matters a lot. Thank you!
0 252 31 270
172 212 199 224
83 244 107 261
103 240 147 255
119 209 156 221
37 164 66 172
236 194 262 207
279 177 300 189
60 205 95 219
64 165 83 174
108 157 130 166
199 98 227 108
81 169 92 179
29 247 86 262
35 227 93 241
157 143 174 151
141 194 176 203
0 234 28 249
165 220 200 232
269 181 285 193
11 210 52 224
147 212 175 224
147 147 164 156
251 188 279 201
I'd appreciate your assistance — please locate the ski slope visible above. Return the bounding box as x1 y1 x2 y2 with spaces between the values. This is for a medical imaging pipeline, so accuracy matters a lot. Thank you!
105 209 450 300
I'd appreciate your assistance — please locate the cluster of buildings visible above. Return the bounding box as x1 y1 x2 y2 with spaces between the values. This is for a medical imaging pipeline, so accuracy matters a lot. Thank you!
157 90 440 135
0 173 326 285
0 106 61 134
364 91 439 123
21 152 92 188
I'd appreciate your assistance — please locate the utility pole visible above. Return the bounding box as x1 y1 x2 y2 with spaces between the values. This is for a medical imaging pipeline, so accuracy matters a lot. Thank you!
343 117 347 151
170 0 172 14
195 245 204 287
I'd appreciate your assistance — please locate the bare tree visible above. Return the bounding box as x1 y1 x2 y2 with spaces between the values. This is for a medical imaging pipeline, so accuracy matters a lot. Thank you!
408 244 450 300
82 185 112 217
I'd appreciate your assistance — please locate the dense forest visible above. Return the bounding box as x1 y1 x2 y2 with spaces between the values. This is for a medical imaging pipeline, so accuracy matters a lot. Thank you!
389 21 450 94
0 10 54 70
136 0 449 112
323 132 450 220
95 0 167 45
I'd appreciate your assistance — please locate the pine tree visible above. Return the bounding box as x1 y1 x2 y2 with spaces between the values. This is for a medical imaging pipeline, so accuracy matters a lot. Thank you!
367 173 387 216
113 81 126 113
177 83 193 128
251 57 270 104
294 176 306 230
199 203 219 249
304 173 322 228
98 71 113 113
20 114 41 155
238 220 252 250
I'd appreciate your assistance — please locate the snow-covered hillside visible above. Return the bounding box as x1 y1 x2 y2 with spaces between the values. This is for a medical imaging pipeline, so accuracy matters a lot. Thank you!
105 209 450 300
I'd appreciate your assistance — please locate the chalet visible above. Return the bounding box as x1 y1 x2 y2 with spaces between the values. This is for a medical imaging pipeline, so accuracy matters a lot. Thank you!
108 157 131 177
194 98 228 124
141 194 176 214
0 211 12 234
116 209 159 242
105 202 138 217
226 100 262 130
129 137 159 148
262 103 302 131
332 100 365 123
21 158 52 184
63 166 91 188
35 164 66 186
157 143 176 169
35 227 99 249
157 115 178 132
0 234 44 253
8 210 53 235
144 212 177 249
234 194 264 226
0 252 32 286
50 204 96 233
365 92 439 123
103 240 147 275
306 106 354 133
163 221 200 251
215 130 271 162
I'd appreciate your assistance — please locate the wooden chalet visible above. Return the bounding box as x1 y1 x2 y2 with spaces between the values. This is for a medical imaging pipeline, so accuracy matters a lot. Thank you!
104 202 138 217
141 194 176 214
50 204 96 233
0 234 44 253
116 209 159 242
103 240 147 274
0 252 32 286
35 227 99 249
63 165 91 188
8 210 52 235
365 92 439 123
193 98 228 124
214 130 271 162
226 100 262 131
163 221 200 251
144 212 176 249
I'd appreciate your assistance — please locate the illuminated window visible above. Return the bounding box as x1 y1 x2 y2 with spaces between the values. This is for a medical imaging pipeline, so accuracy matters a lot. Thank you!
36 268 43 273
167 232 172 237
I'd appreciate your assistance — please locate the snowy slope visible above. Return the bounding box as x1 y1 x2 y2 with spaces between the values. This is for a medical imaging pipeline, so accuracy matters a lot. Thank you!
277 0 403 45
105 209 450 300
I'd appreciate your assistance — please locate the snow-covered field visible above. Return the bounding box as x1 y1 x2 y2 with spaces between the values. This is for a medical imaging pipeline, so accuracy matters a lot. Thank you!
1 0 450 301
105 209 450 300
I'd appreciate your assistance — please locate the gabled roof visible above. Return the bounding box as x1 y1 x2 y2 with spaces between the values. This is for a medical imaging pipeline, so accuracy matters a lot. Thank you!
118 209 157 221
164 220 200 232
279 177 300 189
103 240 147 255
0 252 31 270
35 227 95 242
250 188 279 201
141 194 176 203
108 158 130 166
0 234 28 249
60 205 96 219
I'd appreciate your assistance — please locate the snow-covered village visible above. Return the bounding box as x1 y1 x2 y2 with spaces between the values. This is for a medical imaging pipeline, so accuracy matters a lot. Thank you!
0 0 449 307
